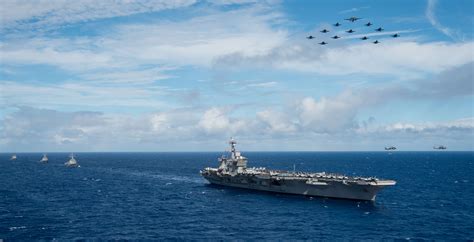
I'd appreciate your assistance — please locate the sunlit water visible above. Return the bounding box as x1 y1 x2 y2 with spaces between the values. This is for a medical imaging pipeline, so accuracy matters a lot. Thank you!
1 152 473 240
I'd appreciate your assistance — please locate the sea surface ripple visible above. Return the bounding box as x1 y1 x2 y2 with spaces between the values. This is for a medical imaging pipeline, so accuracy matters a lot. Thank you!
1 152 473 240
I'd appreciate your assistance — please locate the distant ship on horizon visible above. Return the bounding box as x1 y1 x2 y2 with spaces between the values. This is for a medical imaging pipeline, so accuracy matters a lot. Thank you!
40 154 48 163
65 153 79 168
10 154 17 160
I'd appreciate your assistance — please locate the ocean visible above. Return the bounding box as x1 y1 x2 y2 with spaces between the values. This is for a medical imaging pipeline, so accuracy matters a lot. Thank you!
1 151 473 240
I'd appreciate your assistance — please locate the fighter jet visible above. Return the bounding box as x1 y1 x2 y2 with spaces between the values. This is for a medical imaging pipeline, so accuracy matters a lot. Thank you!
319 41 328 45
345 16 361 22
320 29 330 33
392 33 400 38
433 145 447 150
346 29 355 33
365 22 373 26
385 146 397 150
334 22 341 27
375 27 384 32
306 35 315 39
373 40 379 44
331 35 341 39
360 36 369 40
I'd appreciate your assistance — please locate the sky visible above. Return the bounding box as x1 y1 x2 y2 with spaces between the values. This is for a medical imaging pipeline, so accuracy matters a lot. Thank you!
0 0 473 152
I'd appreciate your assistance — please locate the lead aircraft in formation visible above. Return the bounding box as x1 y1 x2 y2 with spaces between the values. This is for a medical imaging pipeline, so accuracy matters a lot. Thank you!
345 16 362 22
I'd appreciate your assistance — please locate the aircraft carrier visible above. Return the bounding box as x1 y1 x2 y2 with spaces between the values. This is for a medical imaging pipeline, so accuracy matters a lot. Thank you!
201 139 396 201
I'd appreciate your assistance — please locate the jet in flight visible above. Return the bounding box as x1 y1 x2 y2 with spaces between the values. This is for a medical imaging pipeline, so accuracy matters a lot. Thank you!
319 41 328 45
361 36 369 40
365 22 373 26
385 146 397 151
306 35 315 39
346 29 355 33
345 16 361 22
375 27 384 32
392 33 400 38
373 40 379 44
320 29 330 33
334 22 341 27
332 35 341 39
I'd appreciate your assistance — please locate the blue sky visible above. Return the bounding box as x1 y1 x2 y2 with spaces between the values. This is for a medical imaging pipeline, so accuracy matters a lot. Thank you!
0 0 473 151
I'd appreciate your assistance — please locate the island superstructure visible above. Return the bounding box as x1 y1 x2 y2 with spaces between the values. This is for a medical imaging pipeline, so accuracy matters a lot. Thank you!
201 139 396 201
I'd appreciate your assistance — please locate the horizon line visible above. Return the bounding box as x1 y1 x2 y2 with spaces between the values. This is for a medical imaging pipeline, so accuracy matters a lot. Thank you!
1 150 473 154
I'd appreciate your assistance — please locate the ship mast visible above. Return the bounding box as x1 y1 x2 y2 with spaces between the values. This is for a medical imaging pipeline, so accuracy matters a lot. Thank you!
229 137 237 159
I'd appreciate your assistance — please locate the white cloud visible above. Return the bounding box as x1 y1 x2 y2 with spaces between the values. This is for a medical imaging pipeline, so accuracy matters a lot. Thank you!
1 106 472 151
0 6 288 84
246 81 277 88
297 95 359 132
102 7 287 67
199 107 231 132
198 107 248 134
338 6 370 14
383 118 474 133
0 81 169 109
1 0 197 30
217 39 474 76
207 0 259 5
257 109 297 133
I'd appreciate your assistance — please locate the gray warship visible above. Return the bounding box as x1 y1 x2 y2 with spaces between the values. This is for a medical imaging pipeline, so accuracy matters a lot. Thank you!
201 139 396 201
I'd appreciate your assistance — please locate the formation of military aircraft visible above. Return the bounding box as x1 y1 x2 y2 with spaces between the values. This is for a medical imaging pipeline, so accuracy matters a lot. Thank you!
306 16 401 46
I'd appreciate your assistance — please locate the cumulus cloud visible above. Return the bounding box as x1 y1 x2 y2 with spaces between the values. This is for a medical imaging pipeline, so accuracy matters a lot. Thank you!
256 109 297 133
1 106 472 151
0 106 106 148
198 107 249 135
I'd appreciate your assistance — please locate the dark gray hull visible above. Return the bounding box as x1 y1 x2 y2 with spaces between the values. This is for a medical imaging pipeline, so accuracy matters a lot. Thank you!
203 174 387 201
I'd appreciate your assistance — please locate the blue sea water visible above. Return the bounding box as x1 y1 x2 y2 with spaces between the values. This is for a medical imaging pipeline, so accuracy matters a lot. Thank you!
1 151 473 240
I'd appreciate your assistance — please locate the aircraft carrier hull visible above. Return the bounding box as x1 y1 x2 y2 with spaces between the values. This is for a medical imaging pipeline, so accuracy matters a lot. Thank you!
203 173 388 201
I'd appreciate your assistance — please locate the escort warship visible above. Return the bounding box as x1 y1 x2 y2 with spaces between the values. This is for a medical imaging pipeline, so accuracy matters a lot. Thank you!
201 139 396 201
